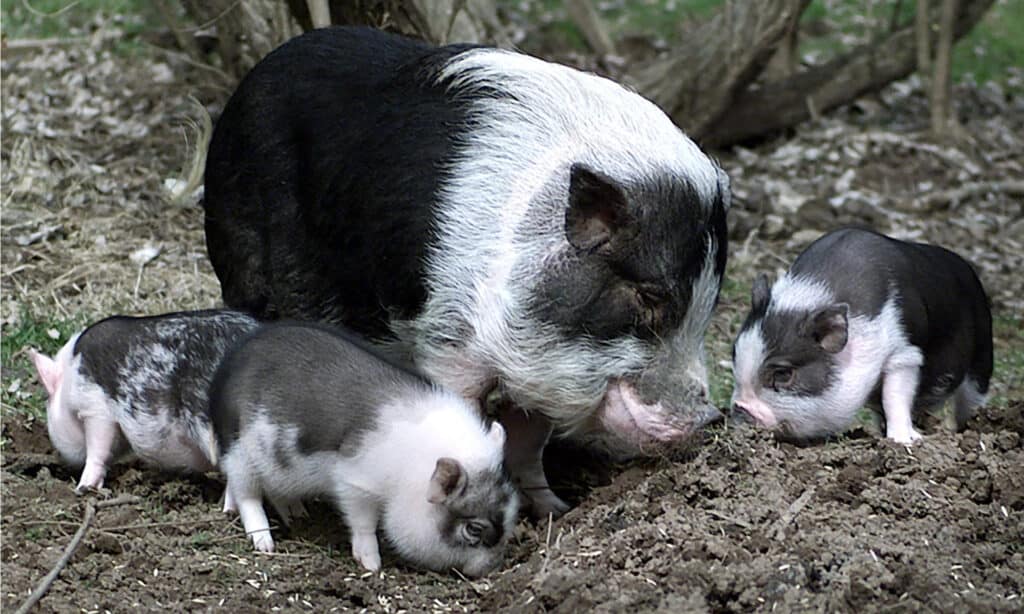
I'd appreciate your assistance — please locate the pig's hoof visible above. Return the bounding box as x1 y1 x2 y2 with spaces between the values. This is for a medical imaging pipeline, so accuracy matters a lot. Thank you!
250 531 275 553
352 536 382 572
888 428 924 446
527 489 570 520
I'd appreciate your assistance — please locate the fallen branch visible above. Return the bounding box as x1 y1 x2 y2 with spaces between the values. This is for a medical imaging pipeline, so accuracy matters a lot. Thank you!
700 0 995 147
920 180 1024 209
14 495 140 614
773 487 815 541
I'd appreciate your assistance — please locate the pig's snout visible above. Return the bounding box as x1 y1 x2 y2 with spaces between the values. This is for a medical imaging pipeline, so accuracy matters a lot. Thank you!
695 403 724 429
731 399 777 428
598 380 720 448
731 402 754 423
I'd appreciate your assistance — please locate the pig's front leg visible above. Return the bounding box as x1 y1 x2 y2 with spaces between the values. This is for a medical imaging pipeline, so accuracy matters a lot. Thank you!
498 407 570 519
75 416 124 494
338 493 382 572
228 478 275 552
882 364 923 445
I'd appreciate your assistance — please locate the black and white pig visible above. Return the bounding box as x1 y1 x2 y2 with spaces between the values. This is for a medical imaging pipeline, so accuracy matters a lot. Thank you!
210 322 519 576
29 309 258 493
731 227 993 444
202 26 730 515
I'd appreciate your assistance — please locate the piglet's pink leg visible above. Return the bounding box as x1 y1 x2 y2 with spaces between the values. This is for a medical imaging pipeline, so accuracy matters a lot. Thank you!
882 365 923 445
75 417 123 494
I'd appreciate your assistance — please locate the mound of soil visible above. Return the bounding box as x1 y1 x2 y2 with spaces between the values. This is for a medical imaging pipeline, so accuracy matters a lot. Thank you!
3 403 1022 611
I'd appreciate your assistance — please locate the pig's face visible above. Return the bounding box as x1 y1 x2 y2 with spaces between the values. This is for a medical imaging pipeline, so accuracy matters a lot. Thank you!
731 275 858 440
499 162 729 456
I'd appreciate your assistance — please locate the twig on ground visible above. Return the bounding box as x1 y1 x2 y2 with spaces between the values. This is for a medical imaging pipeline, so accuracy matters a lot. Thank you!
920 180 1024 210
13 495 140 614
706 508 754 529
773 487 816 541
540 512 555 575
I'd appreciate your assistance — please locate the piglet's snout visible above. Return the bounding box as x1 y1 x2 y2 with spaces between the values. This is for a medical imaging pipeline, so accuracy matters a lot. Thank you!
731 398 777 428
731 402 755 423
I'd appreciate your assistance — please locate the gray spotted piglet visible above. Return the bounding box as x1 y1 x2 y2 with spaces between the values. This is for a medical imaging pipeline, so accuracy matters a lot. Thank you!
210 322 519 577
731 227 993 444
30 309 258 493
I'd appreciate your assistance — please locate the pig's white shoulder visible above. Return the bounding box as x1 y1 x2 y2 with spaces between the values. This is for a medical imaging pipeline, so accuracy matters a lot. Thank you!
436 48 720 203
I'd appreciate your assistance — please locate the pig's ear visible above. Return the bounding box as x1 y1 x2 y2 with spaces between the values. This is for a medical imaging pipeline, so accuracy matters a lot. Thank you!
29 349 62 396
751 274 771 311
428 457 467 504
487 421 506 448
803 304 849 354
565 164 629 251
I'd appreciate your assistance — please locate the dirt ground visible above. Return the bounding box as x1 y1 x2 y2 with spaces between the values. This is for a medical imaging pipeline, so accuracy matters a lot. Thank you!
3 30 1023 614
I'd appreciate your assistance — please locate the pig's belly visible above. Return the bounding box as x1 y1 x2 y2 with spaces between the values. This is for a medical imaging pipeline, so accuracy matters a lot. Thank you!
119 412 216 473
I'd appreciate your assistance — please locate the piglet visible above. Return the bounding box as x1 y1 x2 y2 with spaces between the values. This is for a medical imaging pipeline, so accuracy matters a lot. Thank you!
210 322 519 577
731 227 993 444
30 309 258 493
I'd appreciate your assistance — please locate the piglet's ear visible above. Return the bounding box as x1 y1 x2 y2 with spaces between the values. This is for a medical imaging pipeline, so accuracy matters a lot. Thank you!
428 457 467 504
803 304 849 354
751 274 771 312
565 164 629 252
29 349 62 397
487 421 506 448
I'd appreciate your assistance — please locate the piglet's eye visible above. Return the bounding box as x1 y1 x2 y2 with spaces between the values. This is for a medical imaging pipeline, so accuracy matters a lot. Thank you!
461 520 488 545
772 367 795 390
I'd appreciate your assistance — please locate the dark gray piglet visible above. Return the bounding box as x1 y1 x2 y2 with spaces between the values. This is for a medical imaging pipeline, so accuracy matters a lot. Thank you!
210 322 519 577
30 309 258 493
731 227 993 444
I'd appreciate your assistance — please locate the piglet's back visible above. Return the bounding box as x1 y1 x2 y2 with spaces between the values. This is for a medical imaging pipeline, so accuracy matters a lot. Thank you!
74 309 258 419
210 322 429 455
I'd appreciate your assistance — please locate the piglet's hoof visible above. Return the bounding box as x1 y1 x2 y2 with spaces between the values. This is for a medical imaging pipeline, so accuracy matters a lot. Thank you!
250 530 275 553
887 428 924 446
74 483 111 497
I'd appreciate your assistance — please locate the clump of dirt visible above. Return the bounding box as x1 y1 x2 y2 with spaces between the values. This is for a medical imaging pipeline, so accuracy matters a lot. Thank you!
3 27 1023 614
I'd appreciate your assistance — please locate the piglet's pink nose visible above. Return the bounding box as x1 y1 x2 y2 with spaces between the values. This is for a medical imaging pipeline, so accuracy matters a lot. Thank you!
731 402 754 423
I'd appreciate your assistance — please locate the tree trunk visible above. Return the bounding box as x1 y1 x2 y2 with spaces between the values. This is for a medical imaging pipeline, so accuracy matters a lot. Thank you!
930 0 957 136
181 0 302 79
699 0 992 147
180 0 503 79
915 0 932 73
565 0 617 57
631 0 811 140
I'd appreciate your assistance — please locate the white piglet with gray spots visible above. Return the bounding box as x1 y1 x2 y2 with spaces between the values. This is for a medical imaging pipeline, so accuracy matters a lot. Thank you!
29 310 259 493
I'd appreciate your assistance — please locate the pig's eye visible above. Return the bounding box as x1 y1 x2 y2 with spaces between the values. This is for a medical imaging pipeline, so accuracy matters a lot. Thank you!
461 520 489 545
634 287 666 323
771 367 795 390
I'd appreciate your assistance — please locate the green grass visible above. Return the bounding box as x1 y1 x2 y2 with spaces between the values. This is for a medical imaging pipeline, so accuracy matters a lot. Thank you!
991 313 1024 407
1 311 87 419
0 0 162 56
953 0 1024 83
707 275 749 409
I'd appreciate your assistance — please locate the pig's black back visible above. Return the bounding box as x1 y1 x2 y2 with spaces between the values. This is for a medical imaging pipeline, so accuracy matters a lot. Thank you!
792 227 993 398
204 26 476 339
74 310 258 419
210 321 433 456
